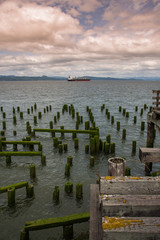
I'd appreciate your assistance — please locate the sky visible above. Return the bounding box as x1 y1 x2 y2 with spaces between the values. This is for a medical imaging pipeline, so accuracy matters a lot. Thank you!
0 0 160 78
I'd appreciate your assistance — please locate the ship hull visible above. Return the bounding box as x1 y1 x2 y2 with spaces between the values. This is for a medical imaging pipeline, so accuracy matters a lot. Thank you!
68 79 90 81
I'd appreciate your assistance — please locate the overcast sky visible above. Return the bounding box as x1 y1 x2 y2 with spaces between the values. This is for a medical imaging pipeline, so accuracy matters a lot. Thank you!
0 0 160 78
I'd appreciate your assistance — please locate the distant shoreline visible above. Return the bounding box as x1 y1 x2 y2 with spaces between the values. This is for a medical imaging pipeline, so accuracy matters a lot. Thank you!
0 76 160 81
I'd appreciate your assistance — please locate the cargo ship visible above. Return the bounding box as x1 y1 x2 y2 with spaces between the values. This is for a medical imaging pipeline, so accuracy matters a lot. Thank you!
67 75 90 81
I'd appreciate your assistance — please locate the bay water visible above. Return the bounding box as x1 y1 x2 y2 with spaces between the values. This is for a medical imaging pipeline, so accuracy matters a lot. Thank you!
0 80 160 240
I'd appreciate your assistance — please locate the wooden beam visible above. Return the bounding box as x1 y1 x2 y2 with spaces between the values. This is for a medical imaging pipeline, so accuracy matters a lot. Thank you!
24 212 90 231
2 141 40 145
139 147 160 163
34 128 99 135
100 176 160 195
101 194 160 217
102 216 160 240
0 181 28 193
0 151 42 156
89 184 102 240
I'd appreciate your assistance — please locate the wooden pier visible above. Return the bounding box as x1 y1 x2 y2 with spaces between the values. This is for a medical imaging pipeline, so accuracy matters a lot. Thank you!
90 176 160 240
139 90 160 173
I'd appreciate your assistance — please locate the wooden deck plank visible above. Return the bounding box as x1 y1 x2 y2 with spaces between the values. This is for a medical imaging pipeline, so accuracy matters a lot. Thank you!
89 184 102 240
101 194 160 217
102 217 160 240
100 176 160 195
139 147 160 163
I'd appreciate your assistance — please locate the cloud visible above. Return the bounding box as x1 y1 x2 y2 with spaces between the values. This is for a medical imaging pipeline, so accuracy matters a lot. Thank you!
0 1 82 50
0 0 159 78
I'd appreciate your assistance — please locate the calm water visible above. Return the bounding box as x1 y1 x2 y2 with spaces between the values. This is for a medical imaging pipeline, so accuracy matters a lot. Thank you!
0 80 160 240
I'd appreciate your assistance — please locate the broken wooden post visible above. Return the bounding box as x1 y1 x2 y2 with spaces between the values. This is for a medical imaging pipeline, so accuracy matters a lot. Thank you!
108 157 126 176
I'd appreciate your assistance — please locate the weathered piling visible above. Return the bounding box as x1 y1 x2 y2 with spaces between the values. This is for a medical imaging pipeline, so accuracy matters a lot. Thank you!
60 126 64 138
141 121 145 131
74 138 79 149
85 144 89 153
38 112 41 119
30 164 36 179
122 108 126 116
26 184 34 198
116 121 120 131
53 186 59 203
106 134 111 144
132 140 136 153
20 112 23 119
50 121 53 129
76 183 83 199
104 142 110 154
140 108 143 116
6 156 11 165
3 112 6 118
65 163 70 177
122 129 126 140
110 142 115 153
65 181 73 193
64 143 68 152
119 106 122 112
58 144 63 153
54 116 57 124
34 116 37 125
85 121 90 130
8 187 15 207
111 116 114 124
90 156 94 166
90 137 95 155
13 130 17 136
125 167 131 176
2 121 6 130
41 155 46 165
134 116 137 124
13 115 17 125
63 225 73 240
53 137 58 147
108 157 126 176
135 106 138 111
67 156 73 166
126 112 129 118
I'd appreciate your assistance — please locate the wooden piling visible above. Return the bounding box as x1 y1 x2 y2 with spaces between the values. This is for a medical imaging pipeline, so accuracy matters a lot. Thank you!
63 225 73 240
90 156 94 166
141 121 145 131
8 187 15 207
58 144 63 153
13 115 17 124
122 129 126 139
132 140 136 153
65 163 70 177
26 184 34 198
53 186 59 203
85 144 89 153
65 181 73 193
74 138 79 149
41 155 46 165
108 157 126 176
67 156 73 166
110 142 115 153
30 164 36 179
76 183 83 199
116 121 120 131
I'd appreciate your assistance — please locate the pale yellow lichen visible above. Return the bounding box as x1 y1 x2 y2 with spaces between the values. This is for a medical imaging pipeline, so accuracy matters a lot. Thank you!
128 176 143 180
102 217 143 230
